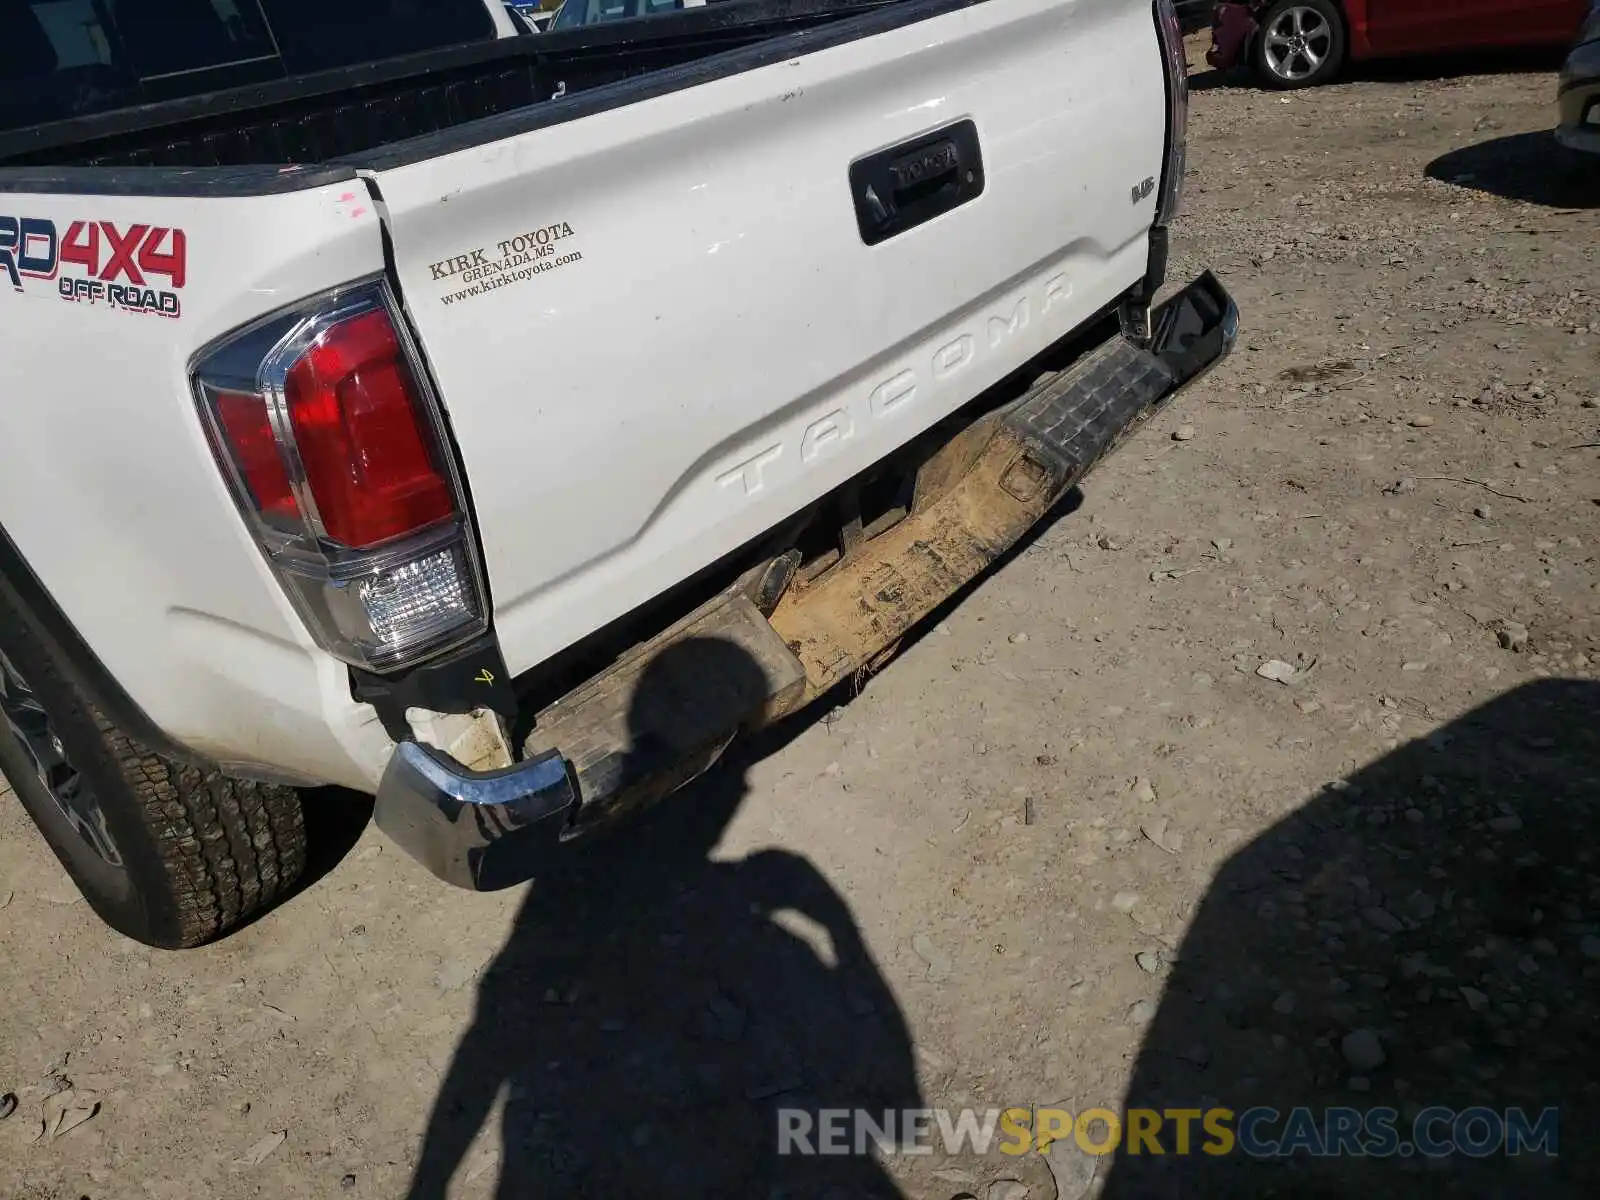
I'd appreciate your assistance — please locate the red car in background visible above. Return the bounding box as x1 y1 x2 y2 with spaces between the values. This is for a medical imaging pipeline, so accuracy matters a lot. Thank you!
1208 0 1590 87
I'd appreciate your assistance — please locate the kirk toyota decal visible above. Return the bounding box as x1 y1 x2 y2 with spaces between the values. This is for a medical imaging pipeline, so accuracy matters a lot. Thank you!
0 216 187 317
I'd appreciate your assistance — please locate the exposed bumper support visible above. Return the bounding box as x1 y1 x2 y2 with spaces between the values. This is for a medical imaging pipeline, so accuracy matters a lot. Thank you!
374 271 1237 890
768 272 1235 702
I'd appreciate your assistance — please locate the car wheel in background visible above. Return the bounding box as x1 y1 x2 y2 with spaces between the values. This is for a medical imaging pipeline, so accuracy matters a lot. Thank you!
1254 0 1346 89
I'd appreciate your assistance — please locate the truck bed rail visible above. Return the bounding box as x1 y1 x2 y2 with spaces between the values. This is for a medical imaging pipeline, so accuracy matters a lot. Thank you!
0 0 908 174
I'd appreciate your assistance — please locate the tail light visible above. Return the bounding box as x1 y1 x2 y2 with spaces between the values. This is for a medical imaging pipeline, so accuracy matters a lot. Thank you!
1153 0 1189 225
193 280 487 672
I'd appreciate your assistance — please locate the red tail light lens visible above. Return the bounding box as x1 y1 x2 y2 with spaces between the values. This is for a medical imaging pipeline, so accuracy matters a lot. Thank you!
214 389 300 525
283 309 454 548
193 281 487 673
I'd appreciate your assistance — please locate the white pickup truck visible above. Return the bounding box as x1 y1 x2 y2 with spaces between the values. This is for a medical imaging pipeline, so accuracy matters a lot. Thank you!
0 0 1234 947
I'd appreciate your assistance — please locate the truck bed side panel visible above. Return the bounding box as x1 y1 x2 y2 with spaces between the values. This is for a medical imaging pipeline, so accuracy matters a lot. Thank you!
0 184 396 788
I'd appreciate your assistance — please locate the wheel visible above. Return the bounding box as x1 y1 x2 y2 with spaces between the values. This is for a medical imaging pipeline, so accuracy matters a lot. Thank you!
1253 0 1345 89
0 591 306 949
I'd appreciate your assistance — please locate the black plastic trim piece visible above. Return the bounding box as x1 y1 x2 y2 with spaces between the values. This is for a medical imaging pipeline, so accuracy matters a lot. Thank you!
1151 0 1186 227
350 631 518 743
0 521 207 768
0 0 983 193
0 31 530 177
0 163 358 198
1143 225 1170 301
355 0 983 172
1150 270 1237 386
849 118 984 246
537 0 901 51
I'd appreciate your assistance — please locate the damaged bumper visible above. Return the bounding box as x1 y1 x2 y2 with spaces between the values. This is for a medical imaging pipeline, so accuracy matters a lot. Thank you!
374 271 1238 890
375 741 578 890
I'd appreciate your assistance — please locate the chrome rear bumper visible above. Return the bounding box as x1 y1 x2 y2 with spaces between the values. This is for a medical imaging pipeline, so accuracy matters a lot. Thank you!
374 741 577 890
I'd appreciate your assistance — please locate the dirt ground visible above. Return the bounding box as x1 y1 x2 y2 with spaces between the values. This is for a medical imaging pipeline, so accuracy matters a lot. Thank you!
3 40 1597 1200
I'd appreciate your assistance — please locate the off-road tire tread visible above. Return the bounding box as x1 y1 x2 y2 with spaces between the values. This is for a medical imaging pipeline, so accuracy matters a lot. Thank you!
0 578 306 948
99 709 307 946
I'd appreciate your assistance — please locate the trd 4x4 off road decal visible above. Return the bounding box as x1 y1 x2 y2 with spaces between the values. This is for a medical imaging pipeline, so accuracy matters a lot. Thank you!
0 218 187 318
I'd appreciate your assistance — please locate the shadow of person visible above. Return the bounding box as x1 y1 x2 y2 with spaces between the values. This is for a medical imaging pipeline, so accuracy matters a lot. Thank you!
407 636 921 1199
1426 132 1600 210
1101 679 1600 1198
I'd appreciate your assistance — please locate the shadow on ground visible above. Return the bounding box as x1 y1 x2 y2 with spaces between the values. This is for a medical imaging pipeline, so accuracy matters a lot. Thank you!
223 784 374 940
1098 679 1600 1198
1187 66 1233 93
1427 132 1600 209
406 638 920 1199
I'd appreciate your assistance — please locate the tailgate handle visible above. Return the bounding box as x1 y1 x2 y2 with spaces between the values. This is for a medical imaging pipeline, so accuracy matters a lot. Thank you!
890 138 961 195
849 119 984 246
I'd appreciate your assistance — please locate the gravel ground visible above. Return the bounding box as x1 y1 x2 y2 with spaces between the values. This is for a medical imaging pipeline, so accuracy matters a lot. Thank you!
2 42 1598 1200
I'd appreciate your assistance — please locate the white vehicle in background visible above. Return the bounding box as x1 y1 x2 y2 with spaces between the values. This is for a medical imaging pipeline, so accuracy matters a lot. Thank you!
506 2 558 31
547 0 706 29
0 0 1234 948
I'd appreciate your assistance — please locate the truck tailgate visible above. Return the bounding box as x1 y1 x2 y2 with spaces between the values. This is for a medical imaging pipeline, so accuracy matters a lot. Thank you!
367 0 1166 677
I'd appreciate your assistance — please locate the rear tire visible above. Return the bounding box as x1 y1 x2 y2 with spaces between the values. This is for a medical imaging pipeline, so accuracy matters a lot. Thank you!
1253 0 1345 89
0 585 306 949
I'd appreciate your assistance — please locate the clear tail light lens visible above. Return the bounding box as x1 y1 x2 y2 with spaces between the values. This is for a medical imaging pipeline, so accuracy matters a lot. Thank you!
193 280 487 672
1153 0 1189 225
